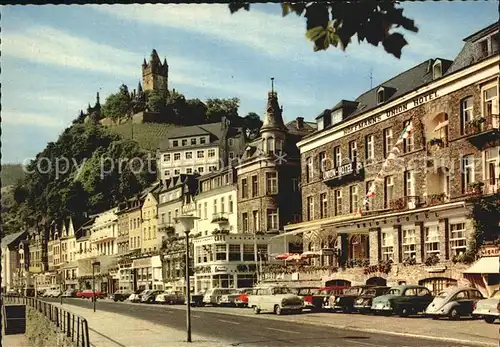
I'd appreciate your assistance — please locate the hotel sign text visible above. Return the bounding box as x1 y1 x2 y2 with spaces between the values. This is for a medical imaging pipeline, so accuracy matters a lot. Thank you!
343 90 438 135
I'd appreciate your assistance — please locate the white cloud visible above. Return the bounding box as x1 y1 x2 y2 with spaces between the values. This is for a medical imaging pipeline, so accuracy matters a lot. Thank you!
2 109 68 128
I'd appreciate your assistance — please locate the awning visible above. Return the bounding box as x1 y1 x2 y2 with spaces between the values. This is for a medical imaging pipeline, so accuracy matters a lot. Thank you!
433 120 449 132
463 256 499 274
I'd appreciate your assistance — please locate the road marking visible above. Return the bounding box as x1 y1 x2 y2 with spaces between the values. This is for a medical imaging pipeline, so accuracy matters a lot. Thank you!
192 314 201 318
344 339 385 347
218 319 240 325
265 327 299 334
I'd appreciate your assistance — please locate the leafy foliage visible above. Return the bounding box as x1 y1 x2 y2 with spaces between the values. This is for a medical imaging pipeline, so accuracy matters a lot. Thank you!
230 2 418 59
1 164 25 187
102 84 132 121
242 112 263 139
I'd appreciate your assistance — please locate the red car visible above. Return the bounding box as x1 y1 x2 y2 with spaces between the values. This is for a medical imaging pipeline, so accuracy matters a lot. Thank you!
76 289 105 299
291 287 320 310
234 288 254 307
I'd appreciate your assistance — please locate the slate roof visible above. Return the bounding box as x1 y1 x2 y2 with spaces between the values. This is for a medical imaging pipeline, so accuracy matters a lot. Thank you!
157 122 244 151
285 120 317 136
1 231 27 250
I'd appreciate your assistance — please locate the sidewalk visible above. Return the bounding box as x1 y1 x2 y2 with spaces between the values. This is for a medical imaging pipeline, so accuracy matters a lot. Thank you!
52 303 230 347
2 334 30 347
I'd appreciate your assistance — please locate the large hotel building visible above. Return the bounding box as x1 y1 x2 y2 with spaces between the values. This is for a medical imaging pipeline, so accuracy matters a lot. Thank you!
269 23 499 295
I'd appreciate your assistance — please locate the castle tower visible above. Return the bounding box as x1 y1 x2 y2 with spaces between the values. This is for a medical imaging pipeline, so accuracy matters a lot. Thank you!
142 49 169 92
260 78 287 154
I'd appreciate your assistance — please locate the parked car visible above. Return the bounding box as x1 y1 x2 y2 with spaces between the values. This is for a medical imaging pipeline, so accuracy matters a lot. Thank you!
190 290 206 307
371 285 433 317
76 289 104 299
128 290 145 303
234 288 254 308
202 288 234 306
155 291 185 305
248 285 304 315
141 290 163 304
330 286 372 313
353 286 390 313
45 289 62 298
425 286 484 320
290 287 320 311
472 288 500 324
62 289 77 298
219 289 247 307
320 286 351 311
112 289 134 302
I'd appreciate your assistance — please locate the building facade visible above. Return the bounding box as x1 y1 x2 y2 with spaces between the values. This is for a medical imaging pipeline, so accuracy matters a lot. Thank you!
1 231 27 293
275 23 499 295
90 208 119 256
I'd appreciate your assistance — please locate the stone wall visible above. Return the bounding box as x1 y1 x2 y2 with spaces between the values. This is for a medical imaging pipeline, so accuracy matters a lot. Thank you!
25 307 73 347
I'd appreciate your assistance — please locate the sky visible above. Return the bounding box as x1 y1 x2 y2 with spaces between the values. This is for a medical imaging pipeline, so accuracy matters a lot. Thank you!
1 3 498 164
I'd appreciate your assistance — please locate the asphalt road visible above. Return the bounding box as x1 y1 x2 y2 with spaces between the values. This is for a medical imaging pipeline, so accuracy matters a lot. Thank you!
44 298 476 347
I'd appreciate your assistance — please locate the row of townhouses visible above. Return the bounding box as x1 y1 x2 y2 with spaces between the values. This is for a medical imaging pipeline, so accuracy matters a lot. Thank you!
2 23 498 298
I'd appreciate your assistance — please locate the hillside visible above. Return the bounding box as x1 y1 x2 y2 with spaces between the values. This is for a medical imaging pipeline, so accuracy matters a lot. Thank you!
107 122 178 151
1 164 25 187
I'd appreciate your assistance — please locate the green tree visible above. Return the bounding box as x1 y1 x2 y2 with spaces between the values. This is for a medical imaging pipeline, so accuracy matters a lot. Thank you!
102 84 133 121
242 112 263 139
230 2 418 59
205 98 240 123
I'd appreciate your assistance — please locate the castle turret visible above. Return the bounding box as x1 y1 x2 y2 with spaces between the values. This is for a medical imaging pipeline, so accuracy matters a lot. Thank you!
260 78 287 154
142 49 169 92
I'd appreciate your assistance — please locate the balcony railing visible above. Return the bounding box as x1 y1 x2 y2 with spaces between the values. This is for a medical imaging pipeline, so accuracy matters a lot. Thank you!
323 161 364 185
424 193 449 206
426 137 448 154
389 196 422 211
465 114 499 139
211 213 229 224
484 178 500 195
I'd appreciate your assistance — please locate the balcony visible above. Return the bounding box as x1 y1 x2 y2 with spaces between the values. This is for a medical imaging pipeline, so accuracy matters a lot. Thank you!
465 179 500 198
323 161 364 186
424 193 449 206
159 223 176 235
465 114 500 148
389 196 423 211
426 137 448 155
484 178 500 195
211 212 229 224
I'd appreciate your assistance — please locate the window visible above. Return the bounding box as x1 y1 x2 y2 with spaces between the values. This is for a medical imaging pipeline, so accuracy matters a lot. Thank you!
191 138 197 145
334 189 342 216
208 149 216 158
318 151 326 174
198 167 204 174
306 157 313 182
365 135 374 161
251 175 258 197
381 229 394 261
349 141 357 163
243 244 254 261
461 97 474 134
200 137 206 144
424 224 440 256
292 178 299 192
163 154 171 161
173 140 178 147
365 181 374 210
450 222 467 255
266 172 278 194
485 147 499 194
229 152 234 159
220 197 225 213
402 228 416 259
186 168 192 174
164 169 170 177
241 178 248 199
377 88 385 104
174 153 181 161
331 109 343 125
197 150 204 159
334 146 342 167
306 196 314 221
461 155 475 193
383 176 394 209
403 120 414 153
228 195 234 213
228 244 240 261
267 209 278 230
215 245 227 261
479 40 489 56
185 152 193 159
349 185 358 213
242 213 249 233
209 165 217 172
432 60 442 79
320 193 328 218
483 84 498 120
404 170 415 197
383 128 393 158
213 199 218 214
174 169 180 175
228 138 233 146
252 211 259 232
182 139 188 146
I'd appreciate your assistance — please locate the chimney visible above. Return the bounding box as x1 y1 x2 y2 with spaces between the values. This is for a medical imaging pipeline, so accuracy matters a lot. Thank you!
296 117 304 129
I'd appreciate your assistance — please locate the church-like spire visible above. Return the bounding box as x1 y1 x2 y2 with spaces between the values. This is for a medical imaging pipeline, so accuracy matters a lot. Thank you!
142 58 147 67
260 77 286 134
96 92 100 106
163 58 168 66
138 81 143 92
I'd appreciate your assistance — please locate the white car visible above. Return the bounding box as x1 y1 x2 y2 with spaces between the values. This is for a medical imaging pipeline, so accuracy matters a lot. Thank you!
128 289 146 303
202 288 234 306
473 288 500 324
248 285 304 315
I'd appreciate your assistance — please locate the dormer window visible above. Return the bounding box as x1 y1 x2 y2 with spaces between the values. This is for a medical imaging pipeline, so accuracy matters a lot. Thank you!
433 60 442 79
317 117 324 131
479 39 489 56
377 88 385 105
331 109 342 125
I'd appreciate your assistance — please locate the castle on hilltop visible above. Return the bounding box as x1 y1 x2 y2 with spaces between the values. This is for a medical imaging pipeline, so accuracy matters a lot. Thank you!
80 49 171 125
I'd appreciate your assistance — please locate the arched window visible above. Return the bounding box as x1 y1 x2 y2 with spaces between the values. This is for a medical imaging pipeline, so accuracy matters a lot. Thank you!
433 60 442 79
267 137 274 153
377 88 385 104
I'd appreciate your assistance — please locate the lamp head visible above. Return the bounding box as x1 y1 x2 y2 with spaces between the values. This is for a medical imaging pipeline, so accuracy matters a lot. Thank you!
175 214 200 233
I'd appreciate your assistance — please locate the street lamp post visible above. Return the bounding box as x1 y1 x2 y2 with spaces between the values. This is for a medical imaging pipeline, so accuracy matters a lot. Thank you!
175 214 199 343
91 260 100 312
